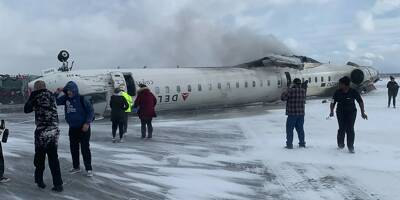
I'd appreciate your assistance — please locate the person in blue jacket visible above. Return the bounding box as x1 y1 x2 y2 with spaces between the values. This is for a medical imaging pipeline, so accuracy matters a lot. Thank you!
55 81 94 177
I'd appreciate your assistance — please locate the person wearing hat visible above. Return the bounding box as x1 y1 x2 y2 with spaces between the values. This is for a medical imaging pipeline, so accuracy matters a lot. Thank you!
133 84 157 139
387 76 399 108
110 88 129 143
281 78 307 149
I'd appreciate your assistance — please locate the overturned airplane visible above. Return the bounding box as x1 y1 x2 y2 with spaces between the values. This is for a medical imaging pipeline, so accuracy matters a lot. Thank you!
29 51 379 117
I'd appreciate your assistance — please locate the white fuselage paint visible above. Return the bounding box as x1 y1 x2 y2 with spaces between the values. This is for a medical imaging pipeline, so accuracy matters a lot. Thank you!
30 63 378 116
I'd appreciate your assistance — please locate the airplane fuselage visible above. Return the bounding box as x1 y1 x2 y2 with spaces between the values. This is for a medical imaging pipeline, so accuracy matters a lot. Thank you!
31 63 379 117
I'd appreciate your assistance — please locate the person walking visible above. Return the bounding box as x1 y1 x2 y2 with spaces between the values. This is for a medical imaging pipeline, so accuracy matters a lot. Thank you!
387 76 399 108
133 84 157 139
56 81 95 177
121 88 132 134
301 80 309 95
24 80 63 192
0 123 10 183
330 76 368 153
110 88 129 143
281 78 307 149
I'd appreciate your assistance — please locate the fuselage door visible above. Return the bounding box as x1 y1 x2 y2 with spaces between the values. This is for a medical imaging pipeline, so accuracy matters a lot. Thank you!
123 73 136 96
284 72 292 87
110 72 127 91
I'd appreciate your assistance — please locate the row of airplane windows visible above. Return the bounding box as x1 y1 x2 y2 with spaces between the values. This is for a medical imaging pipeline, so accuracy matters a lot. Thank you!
301 76 332 84
153 75 332 94
154 80 271 94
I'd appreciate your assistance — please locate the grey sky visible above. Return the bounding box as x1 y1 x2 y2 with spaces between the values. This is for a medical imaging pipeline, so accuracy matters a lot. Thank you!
0 0 399 74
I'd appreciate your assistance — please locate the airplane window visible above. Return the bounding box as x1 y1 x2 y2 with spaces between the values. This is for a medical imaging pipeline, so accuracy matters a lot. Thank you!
278 80 281 86
208 83 212 91
198 84 202 91
177 86 181 93
188 85 192 92
309 77 312 83
321 77 324 82
236 82 240 88
245 82 248 88
165 86 170 94
252 81 256 87
267 80 271 86
227 82 231 89
328 76 331 82
315 77 318 83
218 83 222 89
155 87 160 94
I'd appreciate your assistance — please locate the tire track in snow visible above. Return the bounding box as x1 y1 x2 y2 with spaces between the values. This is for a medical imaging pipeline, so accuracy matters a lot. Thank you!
268 162 379 200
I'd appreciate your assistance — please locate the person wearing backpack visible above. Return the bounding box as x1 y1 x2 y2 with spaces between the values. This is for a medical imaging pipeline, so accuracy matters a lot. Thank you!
56 81 95 177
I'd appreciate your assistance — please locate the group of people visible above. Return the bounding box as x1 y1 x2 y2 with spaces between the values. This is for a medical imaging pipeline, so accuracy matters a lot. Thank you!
110 83 157 142
0 75 396 192
281 76 368 153
21 80 95 192
0 80 157 192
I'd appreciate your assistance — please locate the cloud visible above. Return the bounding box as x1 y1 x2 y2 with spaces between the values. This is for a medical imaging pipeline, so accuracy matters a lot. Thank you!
372 0 400 15
356 11 375 32
0 0 399 74
345 40 358 51
362 52 384 60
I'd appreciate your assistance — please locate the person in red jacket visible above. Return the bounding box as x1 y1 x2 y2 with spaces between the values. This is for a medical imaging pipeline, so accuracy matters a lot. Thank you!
134 84 157 139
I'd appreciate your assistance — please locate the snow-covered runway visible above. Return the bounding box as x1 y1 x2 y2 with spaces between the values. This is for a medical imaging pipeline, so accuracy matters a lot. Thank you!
0 80 399 200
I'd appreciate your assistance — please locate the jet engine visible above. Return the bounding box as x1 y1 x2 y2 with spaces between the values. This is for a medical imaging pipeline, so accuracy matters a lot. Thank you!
350 68 365 85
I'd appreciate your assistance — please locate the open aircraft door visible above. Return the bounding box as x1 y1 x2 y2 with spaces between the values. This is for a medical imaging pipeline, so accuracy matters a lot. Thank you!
284 72 292 87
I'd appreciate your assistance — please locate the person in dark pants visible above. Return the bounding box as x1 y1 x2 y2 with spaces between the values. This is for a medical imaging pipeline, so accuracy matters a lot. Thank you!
281 78 307 149
134 84 157 139
121 89 132 134
387 76 399 108
0 141 10 183
330 76 368 153
110 88 129 143
301 80 309 95
56 81 95 177
24 80 63 192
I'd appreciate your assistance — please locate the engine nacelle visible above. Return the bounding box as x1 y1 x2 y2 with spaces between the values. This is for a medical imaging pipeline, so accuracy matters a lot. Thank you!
350 68 365 85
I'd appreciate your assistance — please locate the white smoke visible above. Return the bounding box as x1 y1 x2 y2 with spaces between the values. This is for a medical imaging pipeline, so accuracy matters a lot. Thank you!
131 8 292 67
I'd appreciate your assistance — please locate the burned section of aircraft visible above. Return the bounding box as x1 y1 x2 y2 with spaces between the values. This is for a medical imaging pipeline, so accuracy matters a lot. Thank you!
235 54 322 70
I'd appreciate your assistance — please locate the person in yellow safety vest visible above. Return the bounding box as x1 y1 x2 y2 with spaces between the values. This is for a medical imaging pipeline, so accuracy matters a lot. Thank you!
121 90 132 134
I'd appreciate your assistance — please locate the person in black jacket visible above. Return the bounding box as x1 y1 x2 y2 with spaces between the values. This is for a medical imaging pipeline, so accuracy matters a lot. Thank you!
110 88 129 143
24 80 63 192
387 76 399 108
301 80 309 95
330 77 368 153
0 124 10 183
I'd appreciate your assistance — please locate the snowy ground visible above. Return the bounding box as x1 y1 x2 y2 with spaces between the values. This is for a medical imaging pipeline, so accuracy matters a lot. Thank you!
0 79 399 200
